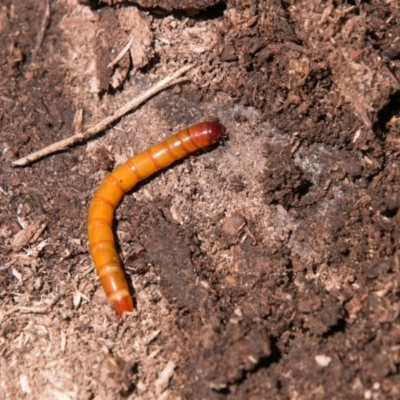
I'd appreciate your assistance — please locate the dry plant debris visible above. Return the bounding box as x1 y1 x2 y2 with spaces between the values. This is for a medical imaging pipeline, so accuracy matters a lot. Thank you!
1 0 400 399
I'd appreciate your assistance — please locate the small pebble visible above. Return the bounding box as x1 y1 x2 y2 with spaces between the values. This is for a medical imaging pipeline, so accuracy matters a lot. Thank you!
315 354 332 367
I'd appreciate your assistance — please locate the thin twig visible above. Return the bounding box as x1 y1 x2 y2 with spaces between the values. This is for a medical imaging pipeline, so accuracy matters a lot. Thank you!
107 35 134 69
31 0 50 62
3 293 63 317
12 64 194 166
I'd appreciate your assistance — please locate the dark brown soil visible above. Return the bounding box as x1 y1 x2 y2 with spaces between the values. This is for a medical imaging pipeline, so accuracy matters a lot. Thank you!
1 0 400 399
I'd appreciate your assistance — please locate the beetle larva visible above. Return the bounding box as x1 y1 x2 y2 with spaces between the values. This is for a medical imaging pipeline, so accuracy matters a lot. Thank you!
87 121 226 316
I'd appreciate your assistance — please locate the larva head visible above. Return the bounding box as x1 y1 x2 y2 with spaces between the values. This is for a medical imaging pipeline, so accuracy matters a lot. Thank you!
112 296 134 318
206 121 227 144
188 121 227 148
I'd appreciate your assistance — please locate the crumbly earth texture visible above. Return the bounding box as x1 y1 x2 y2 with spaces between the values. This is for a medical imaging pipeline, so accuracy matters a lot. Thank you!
1 0 400 399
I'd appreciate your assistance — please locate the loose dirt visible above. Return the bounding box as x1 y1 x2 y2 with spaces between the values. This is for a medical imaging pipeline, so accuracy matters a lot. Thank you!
1 1 400 399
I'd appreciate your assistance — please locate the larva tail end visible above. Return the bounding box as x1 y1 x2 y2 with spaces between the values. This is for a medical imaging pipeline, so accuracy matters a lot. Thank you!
112 296 134 318
207 121 227 144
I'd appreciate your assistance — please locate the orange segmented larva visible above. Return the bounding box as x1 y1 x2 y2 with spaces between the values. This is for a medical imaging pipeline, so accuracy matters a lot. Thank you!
87 121 227 317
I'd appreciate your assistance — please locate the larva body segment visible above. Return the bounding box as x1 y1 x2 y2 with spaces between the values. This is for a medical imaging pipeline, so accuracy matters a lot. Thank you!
87 121 226 317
